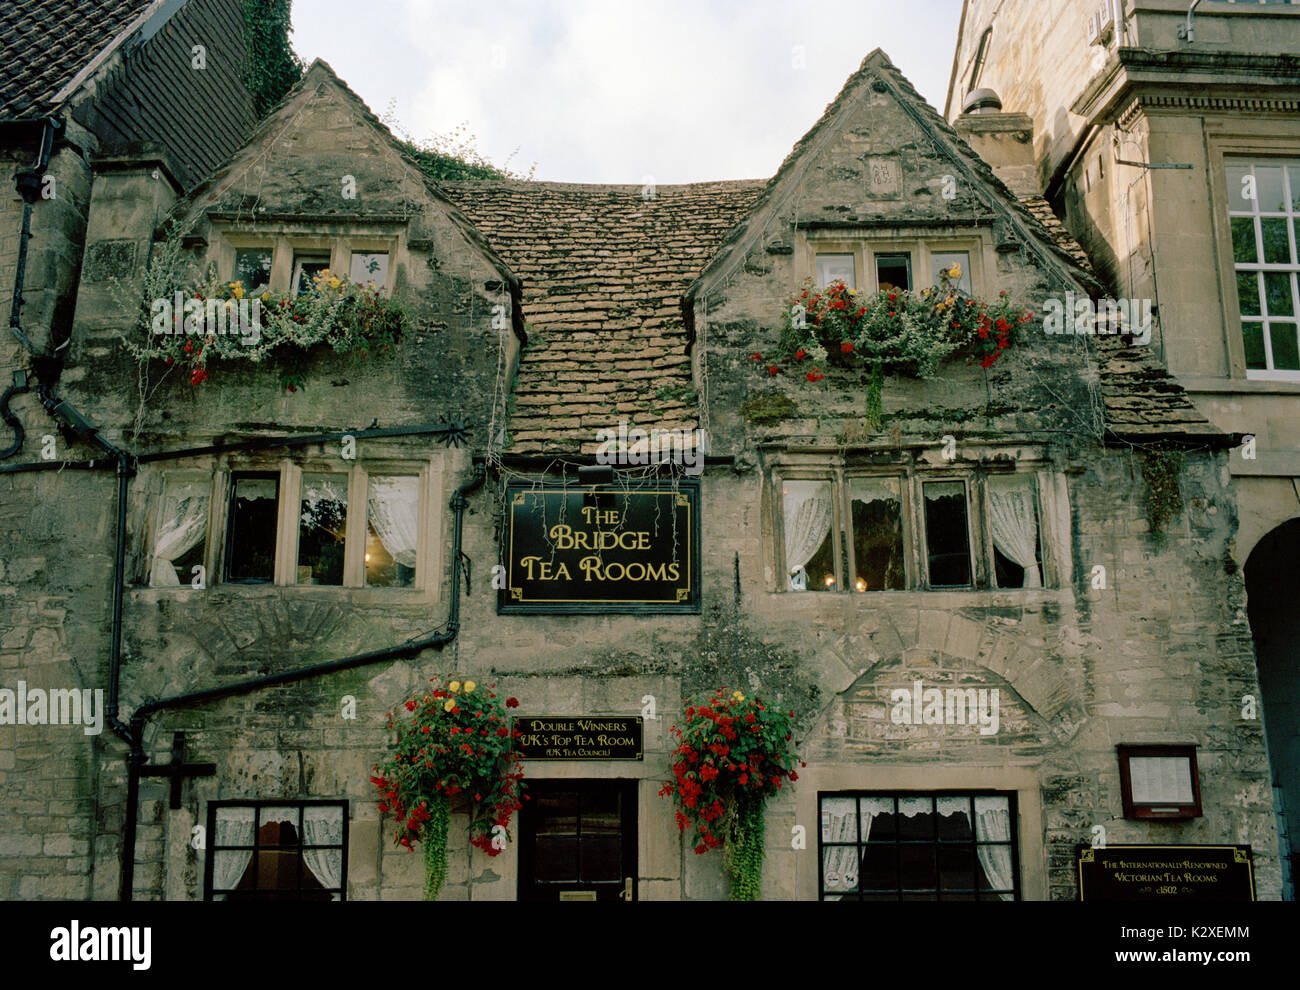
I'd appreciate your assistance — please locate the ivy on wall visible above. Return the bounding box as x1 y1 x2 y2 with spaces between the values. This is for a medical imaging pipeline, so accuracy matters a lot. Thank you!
1139 448 1186 543
242 0 304 118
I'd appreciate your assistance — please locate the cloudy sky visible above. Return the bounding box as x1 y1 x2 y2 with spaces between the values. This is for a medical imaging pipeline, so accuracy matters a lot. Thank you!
290 0 965 184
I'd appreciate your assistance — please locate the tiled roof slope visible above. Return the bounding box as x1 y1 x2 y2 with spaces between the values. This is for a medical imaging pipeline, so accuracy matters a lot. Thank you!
441 179 764 455
0 0 152 116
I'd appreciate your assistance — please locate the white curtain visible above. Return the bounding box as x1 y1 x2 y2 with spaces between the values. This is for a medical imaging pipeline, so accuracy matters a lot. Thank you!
302 806 344 901
149 487 208 586
975 796 1015 901
988 478 1041 588
212 807 255 897
301 475 347 528
783 480 832 590
822 797 891 900
368 476 419 568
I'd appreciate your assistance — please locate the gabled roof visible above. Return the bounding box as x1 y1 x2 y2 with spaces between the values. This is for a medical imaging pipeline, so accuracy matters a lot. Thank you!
162 59 520 293
0 0 156 117
688 48 1104 304
441 179 763 455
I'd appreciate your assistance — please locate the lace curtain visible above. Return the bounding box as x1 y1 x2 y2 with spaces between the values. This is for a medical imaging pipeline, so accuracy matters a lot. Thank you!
783 480 832 590
149 486 208 586
212 807 255 898
302 806 344 899
821 797 892 900
975 797 1014 900
368 476 419 568
988 477 1041 588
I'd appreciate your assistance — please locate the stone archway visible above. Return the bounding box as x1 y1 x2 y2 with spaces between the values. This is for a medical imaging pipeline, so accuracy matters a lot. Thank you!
1245 517 1300 901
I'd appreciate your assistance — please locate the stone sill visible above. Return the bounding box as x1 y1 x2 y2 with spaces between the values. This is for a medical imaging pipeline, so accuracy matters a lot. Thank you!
764 588 1073 608
1180 376 1300 395
128 584 438 606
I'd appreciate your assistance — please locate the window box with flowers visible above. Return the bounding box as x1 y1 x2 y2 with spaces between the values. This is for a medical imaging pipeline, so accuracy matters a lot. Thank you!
117 231 409 392
755 265 1034 428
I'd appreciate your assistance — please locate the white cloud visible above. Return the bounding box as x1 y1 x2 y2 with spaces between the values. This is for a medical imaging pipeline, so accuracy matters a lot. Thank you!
289 0 964 183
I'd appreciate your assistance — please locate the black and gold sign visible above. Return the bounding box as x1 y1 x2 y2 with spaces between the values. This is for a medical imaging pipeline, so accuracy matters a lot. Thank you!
498 480 700 613
1076 845 1255 901
514 716 643 760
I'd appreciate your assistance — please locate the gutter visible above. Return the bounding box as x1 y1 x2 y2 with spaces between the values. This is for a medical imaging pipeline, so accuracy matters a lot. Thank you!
116 456 486 900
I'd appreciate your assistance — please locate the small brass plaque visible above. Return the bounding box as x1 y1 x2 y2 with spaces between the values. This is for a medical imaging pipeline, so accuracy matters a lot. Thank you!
559 890 598 902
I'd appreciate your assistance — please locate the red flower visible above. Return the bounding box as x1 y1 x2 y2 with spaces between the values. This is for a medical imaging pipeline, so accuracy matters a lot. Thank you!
795 348 807 361
506 697 519 708
841 341 854 352
888 293 897 303
790 771 799 781
750 352 763 361
806 369 824 382
405 700 417 711
768 365 780 375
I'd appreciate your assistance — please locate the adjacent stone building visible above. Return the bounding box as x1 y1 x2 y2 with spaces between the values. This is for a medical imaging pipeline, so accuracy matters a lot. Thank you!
948 0 1300 899
0 1 1284 901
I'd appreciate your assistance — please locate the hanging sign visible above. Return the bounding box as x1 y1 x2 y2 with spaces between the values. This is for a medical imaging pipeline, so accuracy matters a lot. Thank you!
498 479 700 614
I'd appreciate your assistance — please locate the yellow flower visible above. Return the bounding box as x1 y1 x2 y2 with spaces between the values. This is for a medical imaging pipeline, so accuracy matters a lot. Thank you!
947 263 963 279
935 302 946 313
463 680 476 693
922 288 931 296
261 292 271 303
443 699 455 712
448 680 460 693
328 276 342 290
732 690 745 702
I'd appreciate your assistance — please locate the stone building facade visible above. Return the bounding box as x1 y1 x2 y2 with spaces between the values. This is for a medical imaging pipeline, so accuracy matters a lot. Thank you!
948 0 1300 899
0 2 1284 901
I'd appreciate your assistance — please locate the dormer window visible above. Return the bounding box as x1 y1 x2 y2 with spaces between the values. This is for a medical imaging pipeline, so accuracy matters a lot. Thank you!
804 235 985 295
293 252 332 295
349 251 389 288
234 247 272 292
816 253 856 289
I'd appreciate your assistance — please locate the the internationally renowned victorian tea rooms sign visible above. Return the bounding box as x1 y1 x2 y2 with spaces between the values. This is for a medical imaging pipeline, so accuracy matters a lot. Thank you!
498 479 700 614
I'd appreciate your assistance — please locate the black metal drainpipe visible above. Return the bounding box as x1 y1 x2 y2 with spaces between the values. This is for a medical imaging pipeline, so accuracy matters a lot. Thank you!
116 457 485 900
0 116 61 459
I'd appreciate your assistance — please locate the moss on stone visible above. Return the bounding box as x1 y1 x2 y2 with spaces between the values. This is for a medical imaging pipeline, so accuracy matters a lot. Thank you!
741 393 798 425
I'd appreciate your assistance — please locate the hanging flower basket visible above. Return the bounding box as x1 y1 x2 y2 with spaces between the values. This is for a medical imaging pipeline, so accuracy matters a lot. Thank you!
762 266 1034 429
659 688 804 901
371 678 524 901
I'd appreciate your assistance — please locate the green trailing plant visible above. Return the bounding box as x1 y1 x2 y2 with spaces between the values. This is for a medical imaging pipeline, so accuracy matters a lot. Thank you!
1140 448 1186 542
759 265 1034 431
372 677 524 901
723 801 766 901
241 0 304 118
116 237 409 390
660 688 803 901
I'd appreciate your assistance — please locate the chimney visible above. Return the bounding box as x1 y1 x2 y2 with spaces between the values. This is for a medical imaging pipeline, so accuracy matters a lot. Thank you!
953 89 1039 198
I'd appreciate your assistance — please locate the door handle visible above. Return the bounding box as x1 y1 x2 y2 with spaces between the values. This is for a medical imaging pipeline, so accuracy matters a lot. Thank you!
619 876 633 901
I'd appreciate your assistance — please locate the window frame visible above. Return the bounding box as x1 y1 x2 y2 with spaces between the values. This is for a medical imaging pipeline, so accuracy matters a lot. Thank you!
1222 156 1300 381
203 799 349 902
215 226 401 298
769 454 1054 593
222 469 282 585
141 456 443 595
801 231 990 297
817 790 1021 902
